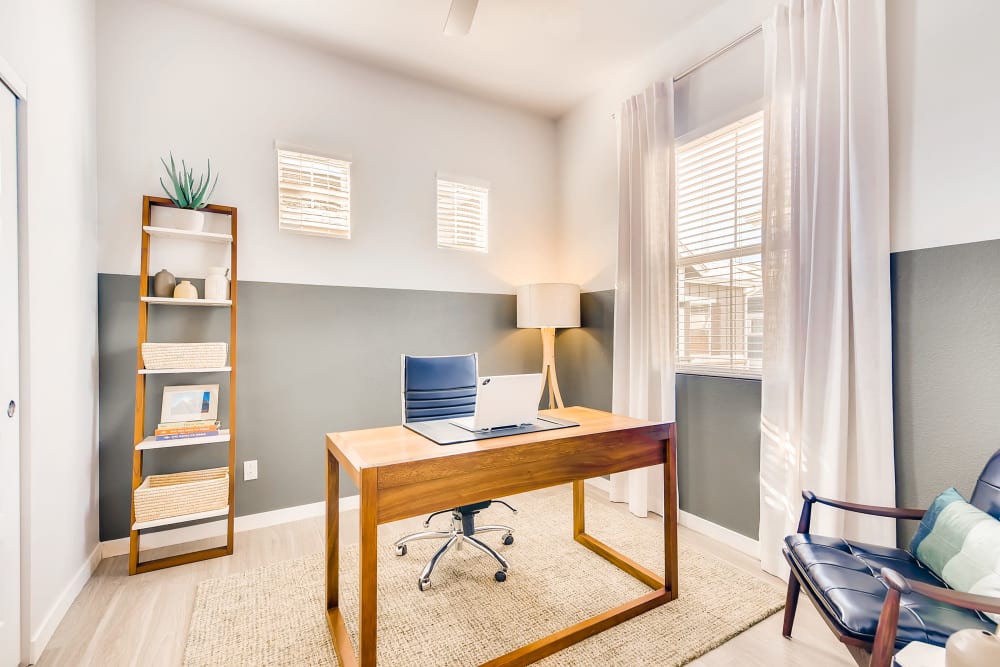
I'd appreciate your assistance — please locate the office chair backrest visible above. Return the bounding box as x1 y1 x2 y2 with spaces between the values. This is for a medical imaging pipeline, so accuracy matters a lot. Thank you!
970 448 1000 520
401 353 478 424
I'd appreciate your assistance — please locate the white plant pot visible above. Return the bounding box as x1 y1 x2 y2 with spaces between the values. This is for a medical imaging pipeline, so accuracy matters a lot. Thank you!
151 206 205 232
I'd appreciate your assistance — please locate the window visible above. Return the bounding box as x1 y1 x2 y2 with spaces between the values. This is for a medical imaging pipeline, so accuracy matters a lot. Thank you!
675 111 764 376
277 146 351 238
436 175 488 253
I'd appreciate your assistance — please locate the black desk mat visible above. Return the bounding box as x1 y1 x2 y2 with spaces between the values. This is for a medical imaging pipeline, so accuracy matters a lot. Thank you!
404 415 579 445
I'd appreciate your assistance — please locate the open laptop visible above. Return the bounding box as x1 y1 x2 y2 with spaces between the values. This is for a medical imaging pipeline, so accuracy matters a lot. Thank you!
450 373 544 432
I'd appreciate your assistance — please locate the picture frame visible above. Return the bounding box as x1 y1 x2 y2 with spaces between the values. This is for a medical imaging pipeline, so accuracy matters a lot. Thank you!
160 384 220 423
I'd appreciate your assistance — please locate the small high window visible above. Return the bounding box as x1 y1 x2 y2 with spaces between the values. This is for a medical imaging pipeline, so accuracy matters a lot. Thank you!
436 175 488 253
277 146 351 238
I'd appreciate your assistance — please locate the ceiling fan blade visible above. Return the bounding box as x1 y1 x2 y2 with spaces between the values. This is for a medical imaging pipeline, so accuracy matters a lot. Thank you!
443 0 479 36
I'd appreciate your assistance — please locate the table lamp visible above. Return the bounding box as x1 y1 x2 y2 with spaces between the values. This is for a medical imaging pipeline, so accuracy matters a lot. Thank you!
516 283 580 409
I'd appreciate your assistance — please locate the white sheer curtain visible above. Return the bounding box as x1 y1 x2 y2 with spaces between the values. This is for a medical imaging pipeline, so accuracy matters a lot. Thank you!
610 82 676 518
758 0 896 576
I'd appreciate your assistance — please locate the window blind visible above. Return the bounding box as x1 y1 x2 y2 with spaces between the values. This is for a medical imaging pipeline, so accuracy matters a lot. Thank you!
277 147 351 238
675 111 764 376
437 177 488 253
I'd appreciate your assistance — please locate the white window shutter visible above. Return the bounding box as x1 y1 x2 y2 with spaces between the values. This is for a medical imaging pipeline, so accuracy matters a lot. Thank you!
437 176 488 253
675 112 764 376
277 147 351 238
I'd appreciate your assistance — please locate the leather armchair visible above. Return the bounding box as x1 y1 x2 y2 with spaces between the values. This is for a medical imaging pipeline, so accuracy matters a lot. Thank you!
782 449 1000 667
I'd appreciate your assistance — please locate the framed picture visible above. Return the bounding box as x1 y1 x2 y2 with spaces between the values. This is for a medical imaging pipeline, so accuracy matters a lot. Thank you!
161 384 219 423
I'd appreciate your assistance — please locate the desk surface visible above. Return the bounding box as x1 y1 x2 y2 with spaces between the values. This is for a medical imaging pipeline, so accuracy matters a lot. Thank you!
327 405 671 475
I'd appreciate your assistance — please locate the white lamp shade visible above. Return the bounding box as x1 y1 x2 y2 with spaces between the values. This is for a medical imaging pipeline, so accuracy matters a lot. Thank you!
516 283 580 328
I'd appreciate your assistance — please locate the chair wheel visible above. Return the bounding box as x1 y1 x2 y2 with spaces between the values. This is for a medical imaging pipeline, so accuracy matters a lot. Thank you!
495 571 507 582
502 533 514 546
395 544 407 556
418 577 431 591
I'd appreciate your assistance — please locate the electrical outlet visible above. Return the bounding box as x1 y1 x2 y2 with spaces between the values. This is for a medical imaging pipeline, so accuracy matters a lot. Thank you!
243 459 258 481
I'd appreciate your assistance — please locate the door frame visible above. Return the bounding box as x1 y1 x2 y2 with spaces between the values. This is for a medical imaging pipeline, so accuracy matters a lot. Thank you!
0 52 27 667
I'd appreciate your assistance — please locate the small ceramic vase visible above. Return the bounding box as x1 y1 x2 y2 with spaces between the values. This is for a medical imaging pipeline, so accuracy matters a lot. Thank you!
173 280 198 300
205 266 230 300
946 628 1000 667
152 269 176 298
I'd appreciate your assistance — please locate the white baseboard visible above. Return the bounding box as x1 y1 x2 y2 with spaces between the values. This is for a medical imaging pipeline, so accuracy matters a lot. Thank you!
584 476 759 559
678 510 759 559
100 495 361 559
30 543 102 664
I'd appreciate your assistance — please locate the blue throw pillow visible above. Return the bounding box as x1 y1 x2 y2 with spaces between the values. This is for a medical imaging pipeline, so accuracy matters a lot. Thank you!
910 487 1000 625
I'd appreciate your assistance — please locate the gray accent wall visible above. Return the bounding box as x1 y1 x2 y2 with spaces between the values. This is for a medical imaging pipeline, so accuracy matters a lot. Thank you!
556 238 1000 544
891 239 1000 541
98 238 1000 544
557 290 763 539
98 275 540 541
675 374 761 538
557 290 615 412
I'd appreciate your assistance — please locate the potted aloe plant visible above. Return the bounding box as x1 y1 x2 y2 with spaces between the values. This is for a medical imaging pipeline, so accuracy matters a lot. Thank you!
153 152 220 232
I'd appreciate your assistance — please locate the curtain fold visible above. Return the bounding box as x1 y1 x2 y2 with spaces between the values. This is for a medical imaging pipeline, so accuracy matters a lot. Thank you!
758 0 896 576
610 82 676 518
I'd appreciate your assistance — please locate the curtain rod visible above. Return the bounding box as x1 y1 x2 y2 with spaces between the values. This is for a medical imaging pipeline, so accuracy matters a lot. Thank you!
672 25 763 83
611 24 763 120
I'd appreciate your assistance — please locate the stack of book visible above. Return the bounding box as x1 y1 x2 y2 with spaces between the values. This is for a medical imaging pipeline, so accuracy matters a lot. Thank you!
154 419 221 441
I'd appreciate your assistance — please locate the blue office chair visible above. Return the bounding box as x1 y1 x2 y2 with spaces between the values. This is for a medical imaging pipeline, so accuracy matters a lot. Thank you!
395 353 517 591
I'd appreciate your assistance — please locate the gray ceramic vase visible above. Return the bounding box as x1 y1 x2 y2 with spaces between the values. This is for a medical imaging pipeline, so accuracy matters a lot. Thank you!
153 269 176 298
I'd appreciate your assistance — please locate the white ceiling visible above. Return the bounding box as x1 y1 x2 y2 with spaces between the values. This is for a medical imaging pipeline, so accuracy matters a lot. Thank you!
162 0 726 118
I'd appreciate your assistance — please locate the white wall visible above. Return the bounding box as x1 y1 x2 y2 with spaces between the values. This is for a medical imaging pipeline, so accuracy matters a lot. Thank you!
886 0 1000 253
558 0 1000 294
556 0 779 292
0 0 101 662
97 0 559 295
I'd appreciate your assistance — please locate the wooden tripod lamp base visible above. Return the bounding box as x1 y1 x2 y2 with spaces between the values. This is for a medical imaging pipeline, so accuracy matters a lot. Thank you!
539 326 564 409
516 283 580 410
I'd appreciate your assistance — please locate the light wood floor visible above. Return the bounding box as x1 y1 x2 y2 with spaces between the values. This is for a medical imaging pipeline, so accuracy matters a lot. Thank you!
37 486 855 667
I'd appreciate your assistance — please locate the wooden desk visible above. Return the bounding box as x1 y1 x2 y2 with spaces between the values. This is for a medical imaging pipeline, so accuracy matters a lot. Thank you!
325 406 677 667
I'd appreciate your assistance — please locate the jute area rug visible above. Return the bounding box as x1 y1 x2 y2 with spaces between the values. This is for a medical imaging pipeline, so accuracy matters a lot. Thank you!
183 486 783 666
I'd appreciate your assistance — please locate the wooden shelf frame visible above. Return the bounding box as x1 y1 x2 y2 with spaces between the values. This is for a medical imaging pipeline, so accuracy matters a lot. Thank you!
132 505 231 531
136 429 231 450
142 225 233 243
129 195 238 575
140 296 232 307
138 366 231 375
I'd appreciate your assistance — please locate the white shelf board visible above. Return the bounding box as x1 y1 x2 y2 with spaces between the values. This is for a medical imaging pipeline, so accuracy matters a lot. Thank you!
137 430 231 450
138 366 231 375
132 506 230 531
141 297 232 307
143 225 232 243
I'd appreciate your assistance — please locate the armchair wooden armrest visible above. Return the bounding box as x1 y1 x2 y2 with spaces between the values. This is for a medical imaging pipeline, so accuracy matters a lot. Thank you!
869 567 1000 667
796 490 927 533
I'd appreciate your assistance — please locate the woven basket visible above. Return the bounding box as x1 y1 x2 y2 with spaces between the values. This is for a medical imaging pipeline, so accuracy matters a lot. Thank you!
133 467 229 523
141 342 227 370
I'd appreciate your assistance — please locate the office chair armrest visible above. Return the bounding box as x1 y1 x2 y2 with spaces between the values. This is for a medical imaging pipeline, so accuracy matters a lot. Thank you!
869 568 1000 667
796 490 926 533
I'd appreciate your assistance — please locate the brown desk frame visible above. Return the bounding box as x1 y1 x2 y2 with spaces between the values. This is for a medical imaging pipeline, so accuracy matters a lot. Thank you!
325 406 678 667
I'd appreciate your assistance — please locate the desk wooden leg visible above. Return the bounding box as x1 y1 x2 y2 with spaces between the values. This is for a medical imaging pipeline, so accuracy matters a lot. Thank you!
358 470 379 667
326 450 340 610
326 452 358 667
572 480 585 537
663 427 679 601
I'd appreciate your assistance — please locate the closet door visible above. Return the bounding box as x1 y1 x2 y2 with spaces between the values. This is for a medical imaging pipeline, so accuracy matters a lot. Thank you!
0 80 21 667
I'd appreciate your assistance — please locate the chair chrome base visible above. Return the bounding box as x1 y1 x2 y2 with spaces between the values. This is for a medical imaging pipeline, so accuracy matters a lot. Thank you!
394 509 515 591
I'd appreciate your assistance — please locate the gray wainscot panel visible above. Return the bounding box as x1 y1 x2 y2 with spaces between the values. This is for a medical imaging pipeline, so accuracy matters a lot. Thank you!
558 289 763 540
98 275 540 541
891 239 1000 543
